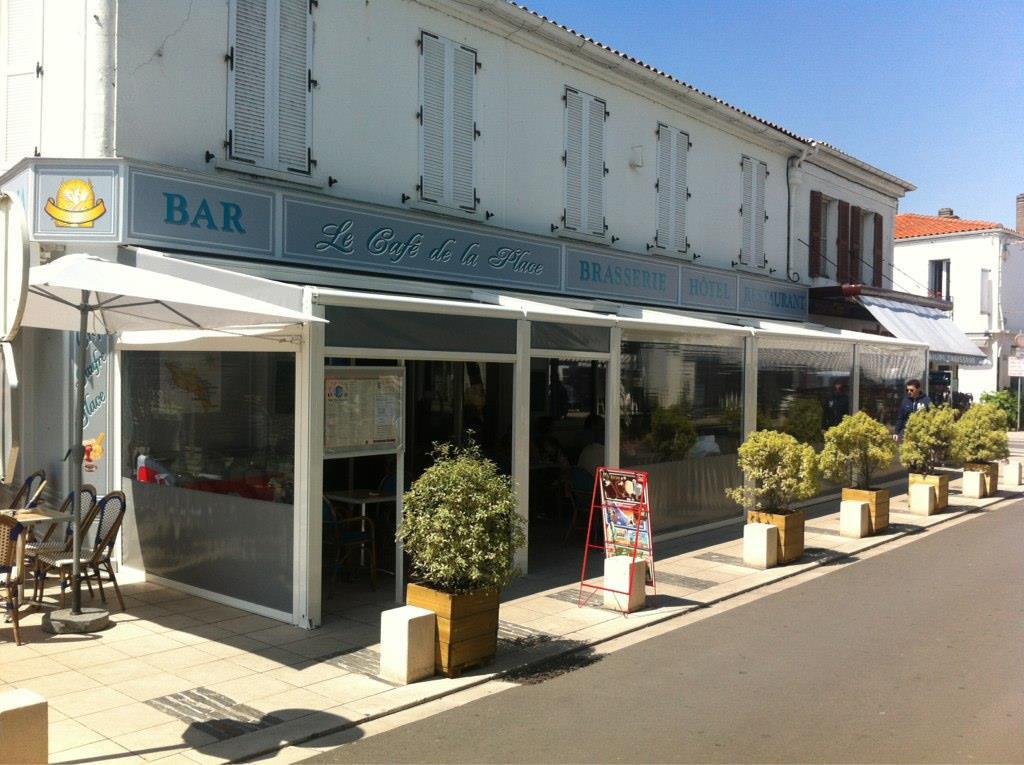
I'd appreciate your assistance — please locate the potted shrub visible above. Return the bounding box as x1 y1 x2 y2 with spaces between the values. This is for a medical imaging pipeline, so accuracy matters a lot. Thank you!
899 405 956 510
951 402 1009 497
726 430 819 564
819 412 897 533
645 403 697 460
399 440 525 678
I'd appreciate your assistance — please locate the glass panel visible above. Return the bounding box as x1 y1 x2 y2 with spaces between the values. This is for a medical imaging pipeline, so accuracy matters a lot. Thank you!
325 307 515 354
531 322 610 353
757 338 853 448
620 340 744 532
122 351 295 503
858 344 928 429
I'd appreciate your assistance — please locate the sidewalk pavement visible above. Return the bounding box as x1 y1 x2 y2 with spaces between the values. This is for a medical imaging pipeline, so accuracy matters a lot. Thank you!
0 474 1019 765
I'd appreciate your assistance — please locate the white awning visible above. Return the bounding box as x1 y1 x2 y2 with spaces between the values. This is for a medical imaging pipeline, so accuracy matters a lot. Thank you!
856 295 986 365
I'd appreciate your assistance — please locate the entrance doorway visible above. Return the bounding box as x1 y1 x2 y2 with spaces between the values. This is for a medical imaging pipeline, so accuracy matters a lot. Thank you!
528 358 607 569
320 358 513 621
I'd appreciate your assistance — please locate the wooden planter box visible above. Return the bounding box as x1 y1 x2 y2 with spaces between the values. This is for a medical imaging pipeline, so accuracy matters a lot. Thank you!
406 583 499 678
965 462 999 497
908 473 950 510
842 487 889 533
746 509 804 564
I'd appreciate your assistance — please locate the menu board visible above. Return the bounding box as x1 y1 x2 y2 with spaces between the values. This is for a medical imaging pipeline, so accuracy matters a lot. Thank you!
324 367 404 456
598 467 653 582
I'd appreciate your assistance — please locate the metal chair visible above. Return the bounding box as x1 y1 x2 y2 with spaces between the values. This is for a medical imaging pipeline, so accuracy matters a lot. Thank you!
28 485 99 604
323 496 377 596
0 515 27 645
37 491 127 611
10 470 46 510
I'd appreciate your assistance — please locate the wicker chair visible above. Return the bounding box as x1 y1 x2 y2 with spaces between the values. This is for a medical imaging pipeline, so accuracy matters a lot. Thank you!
0 515 27 645
36 491 127 611
28 485 99 604
10 470 46 510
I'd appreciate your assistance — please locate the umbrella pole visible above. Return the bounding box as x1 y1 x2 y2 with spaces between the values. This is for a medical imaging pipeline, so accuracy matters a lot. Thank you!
71 292 88 615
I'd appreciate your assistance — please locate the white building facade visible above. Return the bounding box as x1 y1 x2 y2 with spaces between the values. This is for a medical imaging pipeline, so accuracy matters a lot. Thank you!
2 0 940 626
893 211 1024 403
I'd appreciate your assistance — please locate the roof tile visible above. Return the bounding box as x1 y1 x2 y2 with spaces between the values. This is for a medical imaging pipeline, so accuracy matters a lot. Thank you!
895 213 1005 239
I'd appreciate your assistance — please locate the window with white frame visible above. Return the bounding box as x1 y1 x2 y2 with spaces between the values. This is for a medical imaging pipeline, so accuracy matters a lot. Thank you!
563 87 606 238
419 32 478 211
980 268 992 315
740 156 767 266
3 0 43 166
227 0 313 174
655 124 688 254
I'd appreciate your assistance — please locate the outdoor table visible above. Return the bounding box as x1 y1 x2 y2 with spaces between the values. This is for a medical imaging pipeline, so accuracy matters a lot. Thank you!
0 509 74 614
324 490 396 574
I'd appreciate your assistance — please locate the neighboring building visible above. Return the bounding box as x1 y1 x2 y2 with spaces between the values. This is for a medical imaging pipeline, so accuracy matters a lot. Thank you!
1 0 940 627
893 206 1024 403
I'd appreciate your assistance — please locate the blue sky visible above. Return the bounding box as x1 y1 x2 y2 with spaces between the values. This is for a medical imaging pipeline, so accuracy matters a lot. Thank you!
522 0 1023 226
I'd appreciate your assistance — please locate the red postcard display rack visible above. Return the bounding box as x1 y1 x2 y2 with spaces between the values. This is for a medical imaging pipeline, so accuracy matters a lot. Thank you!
578 467 656 611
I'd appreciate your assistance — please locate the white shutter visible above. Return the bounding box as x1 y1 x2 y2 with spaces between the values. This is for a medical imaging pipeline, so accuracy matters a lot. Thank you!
276 0 312 172
451 44 476 210
3 0 42 165
563 88 583 231
740 156 754 263
584 95 606 236
228 0 269 165
419 32 446 204
754 160 767 267
656 125 688 253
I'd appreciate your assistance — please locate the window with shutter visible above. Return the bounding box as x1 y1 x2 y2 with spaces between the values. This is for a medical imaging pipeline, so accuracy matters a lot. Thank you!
836 200 850 283
808 190 823 277
872 213 884 287
3 0 43 166
419 32 477 211
227 0 312 174
849 205 862 283
740 156 767 265
563 87 605 237
656 124 688 254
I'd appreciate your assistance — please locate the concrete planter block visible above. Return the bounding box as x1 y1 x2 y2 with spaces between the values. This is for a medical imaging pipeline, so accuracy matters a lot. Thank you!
603 556 646 612
908 482 937 515
379 605 436 685
0 689 48 764
1003 460 1023 487
742 522 779 570
839 500 870 538
962 470 986 499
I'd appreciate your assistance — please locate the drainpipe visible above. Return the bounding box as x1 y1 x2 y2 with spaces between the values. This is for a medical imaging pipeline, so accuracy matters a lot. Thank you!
84 0 117 157
785 142 819 282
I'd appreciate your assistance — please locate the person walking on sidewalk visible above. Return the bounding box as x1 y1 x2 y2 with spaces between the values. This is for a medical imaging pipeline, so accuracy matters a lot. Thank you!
895 378 932 440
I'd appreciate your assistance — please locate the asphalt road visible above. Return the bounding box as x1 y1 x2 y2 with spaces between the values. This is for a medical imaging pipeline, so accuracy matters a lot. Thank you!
304 501 1024 763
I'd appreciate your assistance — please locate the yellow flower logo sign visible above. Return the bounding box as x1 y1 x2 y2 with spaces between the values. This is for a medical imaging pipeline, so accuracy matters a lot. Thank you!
44 178 107 227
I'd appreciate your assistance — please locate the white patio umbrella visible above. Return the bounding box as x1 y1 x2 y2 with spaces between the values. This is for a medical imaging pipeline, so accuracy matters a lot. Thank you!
24 252 324 616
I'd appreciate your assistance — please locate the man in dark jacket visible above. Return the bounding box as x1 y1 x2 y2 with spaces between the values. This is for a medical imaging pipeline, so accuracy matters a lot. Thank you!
895 378 932 439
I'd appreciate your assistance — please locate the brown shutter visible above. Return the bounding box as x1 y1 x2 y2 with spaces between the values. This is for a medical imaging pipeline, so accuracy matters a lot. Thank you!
808 190 823 278
872 213 884 287
836 200 850 283
849 205 862 283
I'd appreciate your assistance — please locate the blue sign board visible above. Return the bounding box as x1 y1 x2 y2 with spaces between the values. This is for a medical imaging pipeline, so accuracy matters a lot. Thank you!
127 169 274 256
282 197 562 291
25 161 809 322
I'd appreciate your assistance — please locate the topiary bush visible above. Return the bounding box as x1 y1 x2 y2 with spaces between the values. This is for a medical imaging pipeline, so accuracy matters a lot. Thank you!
398 440 526 594
726 430 819 513
819 411 896 489
899 404 957 475
980 390 1019 428
951 402 1010 465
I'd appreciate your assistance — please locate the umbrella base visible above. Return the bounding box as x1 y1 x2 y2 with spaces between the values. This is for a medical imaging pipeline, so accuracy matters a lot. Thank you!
42 607 110 634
